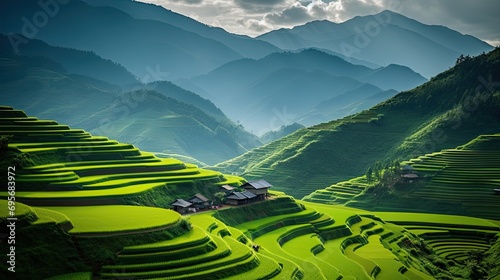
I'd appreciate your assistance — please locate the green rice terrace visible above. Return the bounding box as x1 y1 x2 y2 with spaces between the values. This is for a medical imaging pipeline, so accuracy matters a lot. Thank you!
304 134 500 221
0 106 243 206
212 48 500 199
1 106 500 279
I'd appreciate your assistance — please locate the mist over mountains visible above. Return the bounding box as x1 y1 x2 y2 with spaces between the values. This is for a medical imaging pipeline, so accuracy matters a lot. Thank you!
183 49 426 133
0 34 261 165
0 0 493 158
258 10 492 78
1 2 500 279
213 48 500 198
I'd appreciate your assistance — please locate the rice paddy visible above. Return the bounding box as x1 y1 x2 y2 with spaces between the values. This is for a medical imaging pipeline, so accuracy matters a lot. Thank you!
1 106 499 279
304 134 500 221
0 106 243 204
44 205 181 234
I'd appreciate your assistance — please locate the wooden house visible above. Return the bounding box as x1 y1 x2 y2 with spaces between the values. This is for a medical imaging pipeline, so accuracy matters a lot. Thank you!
401 165 414 173
242 179 272 200
220 184 235 194
171 199 193 214
401 173 419 183
226 191 257 206
188 193 210 209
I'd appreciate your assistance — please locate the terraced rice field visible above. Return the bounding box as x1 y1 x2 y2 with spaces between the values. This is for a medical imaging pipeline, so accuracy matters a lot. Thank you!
99 215 285 279
377 212 499 263
206 199 455 280
4 193 500 279
304 134 500 221
3 106 499 279
0 107 243 204
44 205 181 234
304 181 367 204
405 134 500 220
214 129 310 174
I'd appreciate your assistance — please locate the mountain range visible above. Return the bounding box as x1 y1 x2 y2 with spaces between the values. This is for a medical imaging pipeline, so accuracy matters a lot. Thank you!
0 35 261 165
0 0 274 80
0 0 495 158
183 48 426 133
80 0 280 59
258 10 493 78
2 2 500 279
213 47 500 198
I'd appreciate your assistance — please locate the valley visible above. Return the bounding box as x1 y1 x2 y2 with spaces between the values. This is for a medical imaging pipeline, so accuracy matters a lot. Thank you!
1 0 499 279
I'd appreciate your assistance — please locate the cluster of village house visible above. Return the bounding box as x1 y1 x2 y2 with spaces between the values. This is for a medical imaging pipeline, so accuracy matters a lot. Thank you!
170 179 272 214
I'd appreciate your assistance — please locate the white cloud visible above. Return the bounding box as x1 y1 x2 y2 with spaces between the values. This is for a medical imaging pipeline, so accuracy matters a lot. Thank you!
264 2 314 25
237 18 271 32
141 0 500 42
240 0 390 32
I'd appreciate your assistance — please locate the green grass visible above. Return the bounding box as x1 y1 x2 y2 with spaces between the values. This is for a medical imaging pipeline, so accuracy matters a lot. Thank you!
281 233 342 278
3 192 500 279
213 50 500 202
304 134 500 221
32 207 70 225
375 212 500 230
3 101 500 279
101 234 257 279
352 235 405 280
225 252 283 280
0 199 34 219
10 182 167 198
44 205 180 234
109 233 229 270
318 237 372 280
125 226 209 251
253 224 328 280
0 107 244 207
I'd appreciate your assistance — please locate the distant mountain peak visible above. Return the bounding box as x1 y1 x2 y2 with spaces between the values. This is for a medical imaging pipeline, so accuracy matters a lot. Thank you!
258 10 493 78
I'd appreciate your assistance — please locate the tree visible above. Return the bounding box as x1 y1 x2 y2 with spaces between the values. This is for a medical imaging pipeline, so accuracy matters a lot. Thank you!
0 135 12 155
456 54 471 65
212 192 226 206
393 161 401 174
373 161 382 180
365 166 373 183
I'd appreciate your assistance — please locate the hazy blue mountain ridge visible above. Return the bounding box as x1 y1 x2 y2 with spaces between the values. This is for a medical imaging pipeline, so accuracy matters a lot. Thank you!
0 47 262 164
258 11 493 78
81 0 281 59
0 34 137 86
0 0 243 79
186 49 426 133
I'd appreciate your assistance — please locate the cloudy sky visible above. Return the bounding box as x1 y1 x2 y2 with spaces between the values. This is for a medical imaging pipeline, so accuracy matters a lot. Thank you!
140 0 500 46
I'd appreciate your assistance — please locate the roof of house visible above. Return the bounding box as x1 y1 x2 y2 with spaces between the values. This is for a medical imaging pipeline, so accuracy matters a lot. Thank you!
402 174 419 179
226 191 257 200
189 193 209 203
221 185 235 191
242 179 272 190
401 165 414 171
171 199 192 208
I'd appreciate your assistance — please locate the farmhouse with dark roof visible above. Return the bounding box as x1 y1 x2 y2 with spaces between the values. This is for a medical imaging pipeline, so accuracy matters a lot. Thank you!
242 179 272 200
220 184 235 194
188 193 210 209
170 199 193 214
226 190 257 206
